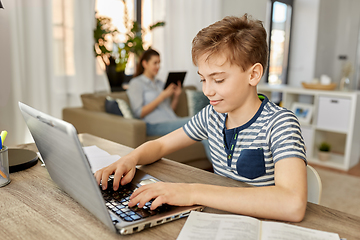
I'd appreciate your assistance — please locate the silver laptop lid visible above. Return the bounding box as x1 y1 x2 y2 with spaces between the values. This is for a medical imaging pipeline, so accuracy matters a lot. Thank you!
18 102 116 232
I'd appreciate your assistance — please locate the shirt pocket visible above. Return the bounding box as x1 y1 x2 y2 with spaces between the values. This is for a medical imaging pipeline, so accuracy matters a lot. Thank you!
236 148 266 180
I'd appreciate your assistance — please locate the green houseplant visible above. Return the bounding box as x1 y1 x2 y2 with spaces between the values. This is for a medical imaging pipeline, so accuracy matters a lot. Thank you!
318 142 331 161
93 1 165 91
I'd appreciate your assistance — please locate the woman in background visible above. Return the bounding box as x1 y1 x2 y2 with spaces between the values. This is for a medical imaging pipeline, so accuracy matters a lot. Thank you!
127 49 189 136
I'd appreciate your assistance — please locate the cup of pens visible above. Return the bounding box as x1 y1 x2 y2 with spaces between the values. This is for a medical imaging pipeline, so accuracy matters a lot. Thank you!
0 131 11 187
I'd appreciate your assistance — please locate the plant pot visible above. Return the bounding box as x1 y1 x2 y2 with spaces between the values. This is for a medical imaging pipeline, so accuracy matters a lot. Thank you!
318 151 330 161
106 59 125 92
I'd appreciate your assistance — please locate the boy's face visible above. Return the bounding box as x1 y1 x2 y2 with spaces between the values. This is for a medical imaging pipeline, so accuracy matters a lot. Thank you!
197 53 254 115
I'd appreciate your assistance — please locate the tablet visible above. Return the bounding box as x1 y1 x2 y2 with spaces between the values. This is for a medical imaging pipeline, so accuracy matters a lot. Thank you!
163 72 187 89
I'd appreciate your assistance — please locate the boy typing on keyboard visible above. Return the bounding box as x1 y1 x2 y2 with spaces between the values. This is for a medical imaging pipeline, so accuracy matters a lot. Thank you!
95 14 307 222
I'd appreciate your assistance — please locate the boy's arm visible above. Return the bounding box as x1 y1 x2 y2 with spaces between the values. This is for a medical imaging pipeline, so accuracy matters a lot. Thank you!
192 157 307 222
129 157 307 223
94 128 197 190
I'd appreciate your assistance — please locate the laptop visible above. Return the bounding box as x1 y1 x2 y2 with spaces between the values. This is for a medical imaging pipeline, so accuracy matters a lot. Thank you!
163 71 187 89
18 102 204 235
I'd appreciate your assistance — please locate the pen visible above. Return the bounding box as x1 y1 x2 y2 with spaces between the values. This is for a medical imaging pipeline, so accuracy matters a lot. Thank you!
0 132 9 179
0 169 6 178
0 135 7 178
1 130 7 145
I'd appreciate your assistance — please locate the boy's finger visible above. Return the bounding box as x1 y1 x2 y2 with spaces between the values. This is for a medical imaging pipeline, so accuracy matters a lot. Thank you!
120 169 135 186
150 196 165 210
101 173 108 190
112 170 123 191
101 168 114 190
94 170 102 185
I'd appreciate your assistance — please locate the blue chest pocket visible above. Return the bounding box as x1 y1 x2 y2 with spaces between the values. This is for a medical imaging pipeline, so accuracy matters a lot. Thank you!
236 148 266 179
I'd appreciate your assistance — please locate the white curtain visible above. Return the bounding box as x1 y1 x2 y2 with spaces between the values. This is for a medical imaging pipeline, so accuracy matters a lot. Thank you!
0 0 109 146
151 0 221 90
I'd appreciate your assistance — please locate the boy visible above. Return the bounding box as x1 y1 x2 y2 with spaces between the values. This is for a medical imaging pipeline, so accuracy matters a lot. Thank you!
95 14 307 222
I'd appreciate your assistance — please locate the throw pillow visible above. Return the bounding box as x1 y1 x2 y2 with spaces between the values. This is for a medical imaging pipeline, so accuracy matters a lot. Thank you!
115 98 134 119
186 90 209 116
105 97 123 116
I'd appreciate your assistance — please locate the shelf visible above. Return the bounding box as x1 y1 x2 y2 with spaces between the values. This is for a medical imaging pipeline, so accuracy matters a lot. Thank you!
307 152 346 170
314 126 348 134
299 122 313 128
257 84 360 171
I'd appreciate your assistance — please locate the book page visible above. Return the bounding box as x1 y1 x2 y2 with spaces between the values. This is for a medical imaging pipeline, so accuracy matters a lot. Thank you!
261 221 340 240
177 211 260 240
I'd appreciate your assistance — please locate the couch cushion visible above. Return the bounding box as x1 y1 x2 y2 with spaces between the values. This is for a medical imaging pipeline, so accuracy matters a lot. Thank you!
81 91 130 112
81 93 107 112
186 89 209 116
108 92 130 104
115 98 134 119
105 97 123 116
174 86 196 117
104 96 134 119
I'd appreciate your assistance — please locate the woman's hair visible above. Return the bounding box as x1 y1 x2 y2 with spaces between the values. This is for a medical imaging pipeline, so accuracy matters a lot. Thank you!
191 14 268 73
133 48 160 77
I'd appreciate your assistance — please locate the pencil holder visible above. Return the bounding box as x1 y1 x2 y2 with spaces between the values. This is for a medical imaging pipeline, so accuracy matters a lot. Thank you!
0 146 11 187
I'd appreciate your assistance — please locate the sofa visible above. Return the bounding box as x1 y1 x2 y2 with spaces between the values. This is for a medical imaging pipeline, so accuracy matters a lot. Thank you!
62 86 212 170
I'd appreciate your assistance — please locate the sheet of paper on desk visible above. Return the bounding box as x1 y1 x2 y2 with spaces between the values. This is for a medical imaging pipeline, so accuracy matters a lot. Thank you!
83 145 121 173
177 211 340 240
177 211 261 240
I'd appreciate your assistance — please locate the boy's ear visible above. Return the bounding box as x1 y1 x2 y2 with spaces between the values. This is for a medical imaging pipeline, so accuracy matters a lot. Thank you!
248 63 263 86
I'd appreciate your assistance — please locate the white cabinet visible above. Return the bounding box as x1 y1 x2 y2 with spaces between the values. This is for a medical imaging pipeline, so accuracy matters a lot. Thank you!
316 96 351 132
258 84 360 171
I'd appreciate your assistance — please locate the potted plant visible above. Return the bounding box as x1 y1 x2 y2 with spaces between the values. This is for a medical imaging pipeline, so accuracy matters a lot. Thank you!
94 1 165 91
318 142 331 161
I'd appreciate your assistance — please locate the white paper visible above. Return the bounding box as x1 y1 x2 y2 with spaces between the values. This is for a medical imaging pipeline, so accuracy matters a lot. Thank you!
261 221 340 240
177 212 340 240
177 211 260 240
83 145 111 157
82 145 121 173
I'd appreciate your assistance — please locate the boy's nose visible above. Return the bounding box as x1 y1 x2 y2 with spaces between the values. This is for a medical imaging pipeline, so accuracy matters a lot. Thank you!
202 82 215 97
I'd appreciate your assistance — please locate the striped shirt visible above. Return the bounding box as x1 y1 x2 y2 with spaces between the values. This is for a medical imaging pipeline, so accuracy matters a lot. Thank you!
183 95 306 186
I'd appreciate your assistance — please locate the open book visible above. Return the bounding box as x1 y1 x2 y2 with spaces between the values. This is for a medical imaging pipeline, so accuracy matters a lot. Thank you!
177 211 340 240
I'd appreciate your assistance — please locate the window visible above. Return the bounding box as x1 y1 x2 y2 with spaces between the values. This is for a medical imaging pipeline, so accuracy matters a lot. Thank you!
53 0 75 76
95 0 152 75
266 0 293 85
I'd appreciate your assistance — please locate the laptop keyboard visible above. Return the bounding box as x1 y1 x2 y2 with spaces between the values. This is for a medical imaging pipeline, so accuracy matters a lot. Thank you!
100 180 172 222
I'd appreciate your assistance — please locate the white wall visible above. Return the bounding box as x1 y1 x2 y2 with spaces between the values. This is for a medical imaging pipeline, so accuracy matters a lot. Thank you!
152 0 222 90
288 0 320 86
221 0 320 87
315 0 360 89
313 0 339 81
221 0 268 22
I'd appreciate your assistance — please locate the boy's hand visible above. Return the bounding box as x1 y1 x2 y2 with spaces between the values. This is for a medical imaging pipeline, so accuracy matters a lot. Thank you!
94 157 137 191
128 182 195 210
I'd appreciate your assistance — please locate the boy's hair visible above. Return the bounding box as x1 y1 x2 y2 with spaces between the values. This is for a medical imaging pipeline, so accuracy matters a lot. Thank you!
192 14 268 73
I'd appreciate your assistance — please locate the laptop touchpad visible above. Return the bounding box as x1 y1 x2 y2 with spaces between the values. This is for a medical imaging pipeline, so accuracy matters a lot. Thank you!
139 178 158 186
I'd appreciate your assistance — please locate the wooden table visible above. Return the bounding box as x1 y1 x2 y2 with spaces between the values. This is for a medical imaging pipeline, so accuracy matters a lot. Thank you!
1 133 359 240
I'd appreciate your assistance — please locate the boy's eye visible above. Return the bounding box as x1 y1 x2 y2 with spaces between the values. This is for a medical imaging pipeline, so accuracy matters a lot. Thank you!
200 78 205 82
215 79 224 83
